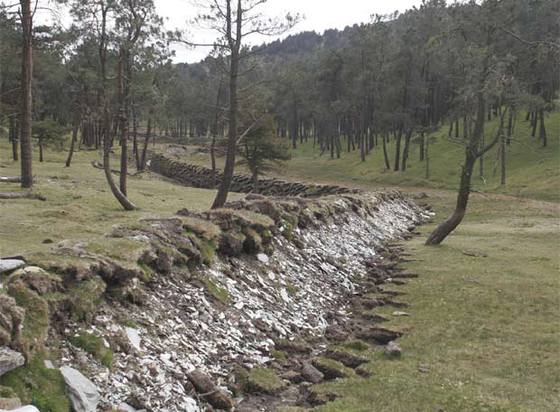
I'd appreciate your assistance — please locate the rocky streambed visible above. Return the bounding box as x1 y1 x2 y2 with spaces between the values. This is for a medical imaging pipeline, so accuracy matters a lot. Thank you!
0 192 432 412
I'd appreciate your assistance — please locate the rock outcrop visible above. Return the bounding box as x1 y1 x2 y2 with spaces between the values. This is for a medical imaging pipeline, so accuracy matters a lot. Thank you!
60 366 101 412
0 348 24 377
0 260 25 275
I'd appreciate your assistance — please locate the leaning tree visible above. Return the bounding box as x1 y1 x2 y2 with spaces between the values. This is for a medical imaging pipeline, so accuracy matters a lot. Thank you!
184 0 298 208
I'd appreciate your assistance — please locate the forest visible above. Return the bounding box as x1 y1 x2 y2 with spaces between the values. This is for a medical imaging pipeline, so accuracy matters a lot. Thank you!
0 0 559 411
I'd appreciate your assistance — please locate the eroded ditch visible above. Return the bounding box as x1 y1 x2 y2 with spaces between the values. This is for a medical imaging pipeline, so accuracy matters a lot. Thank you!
0 191 432 411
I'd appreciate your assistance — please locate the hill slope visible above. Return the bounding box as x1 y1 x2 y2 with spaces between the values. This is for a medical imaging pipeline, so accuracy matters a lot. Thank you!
280 112 560 202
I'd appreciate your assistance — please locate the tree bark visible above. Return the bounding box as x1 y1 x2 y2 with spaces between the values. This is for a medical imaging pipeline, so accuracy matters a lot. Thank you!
426 90 486 246
500 133 506 186
382 133 391 170
212 0 240 209
425 147 477 245
98 2 136 211
212 53 238 207
0 177 21 183
65 123 79 167
425 132 430 179
393 127 402 171
401 129 412 171
118 48 129 196
9 116 18 161
539 109 547 147
139 117 152 171
38 137 43 162
132 106 140 169
0 191 45 201
19 0 33 188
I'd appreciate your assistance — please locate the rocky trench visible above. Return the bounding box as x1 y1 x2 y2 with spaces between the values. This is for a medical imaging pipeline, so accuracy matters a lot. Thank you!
0 192 432 412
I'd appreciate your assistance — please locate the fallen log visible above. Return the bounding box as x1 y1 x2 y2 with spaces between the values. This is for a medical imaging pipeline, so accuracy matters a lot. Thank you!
0 176 21 183
0 192 46 201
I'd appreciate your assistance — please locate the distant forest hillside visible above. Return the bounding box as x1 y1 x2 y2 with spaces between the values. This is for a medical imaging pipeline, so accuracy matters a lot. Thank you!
0 0 558 209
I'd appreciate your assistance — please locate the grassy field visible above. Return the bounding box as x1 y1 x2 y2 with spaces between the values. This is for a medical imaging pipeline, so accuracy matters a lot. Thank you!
1 114 558 411
281 112 560 202
310 191 560 412
0 141 240 257
180 112 559 203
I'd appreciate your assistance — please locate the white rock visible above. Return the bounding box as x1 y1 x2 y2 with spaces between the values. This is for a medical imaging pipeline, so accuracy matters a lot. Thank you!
44 360 55 369
182 397 200 412
385 341 402 357
116 403 137 412
131 235 150 243
279 288 290 302
0 259 25 274
125 327 142 351
392 311 410 317
3 407 40 412
0 347 25 377
256 253 269 264
14 266 45 275
60 366 101 412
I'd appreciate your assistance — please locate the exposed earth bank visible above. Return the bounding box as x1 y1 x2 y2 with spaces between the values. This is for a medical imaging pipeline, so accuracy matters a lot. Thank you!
0 190 431 411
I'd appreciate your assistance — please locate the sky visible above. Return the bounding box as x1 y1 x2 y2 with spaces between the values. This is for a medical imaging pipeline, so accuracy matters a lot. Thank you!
32 0 422 63
155 0 423 63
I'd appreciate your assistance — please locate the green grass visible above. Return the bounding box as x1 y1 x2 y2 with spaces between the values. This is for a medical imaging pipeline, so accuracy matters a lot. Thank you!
179 112 560 202
1 115 558 411
312 192 560 412
70 331 113 368
0 140 242 257
280 112 560 202
0 355 70 412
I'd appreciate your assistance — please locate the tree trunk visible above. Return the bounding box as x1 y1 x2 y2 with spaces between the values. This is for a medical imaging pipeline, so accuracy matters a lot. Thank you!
394 128 402 171
212 2 240 209
382 133 391 170
401 129 412 171
9 116 18 161
19 0 33 188
500 133 506 186
98 3 135 211
38 137 43 162
103 137 136 210
531 111 538 137
539 109 547 147
419 131 425 161
65 123 79 167
0 191 46 201
139 117 152 171
425 149 476 245
425 132 430 179
118 48 129 196
506 108 513 145
132 107 140 169
426 90 486 246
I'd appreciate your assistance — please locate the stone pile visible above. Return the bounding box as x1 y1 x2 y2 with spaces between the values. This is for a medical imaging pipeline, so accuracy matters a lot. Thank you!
149 153 360 197
55 193 431 410
0 191 432 411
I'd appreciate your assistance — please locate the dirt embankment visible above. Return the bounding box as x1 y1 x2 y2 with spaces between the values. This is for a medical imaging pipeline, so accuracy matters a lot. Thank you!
0 191 432 411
